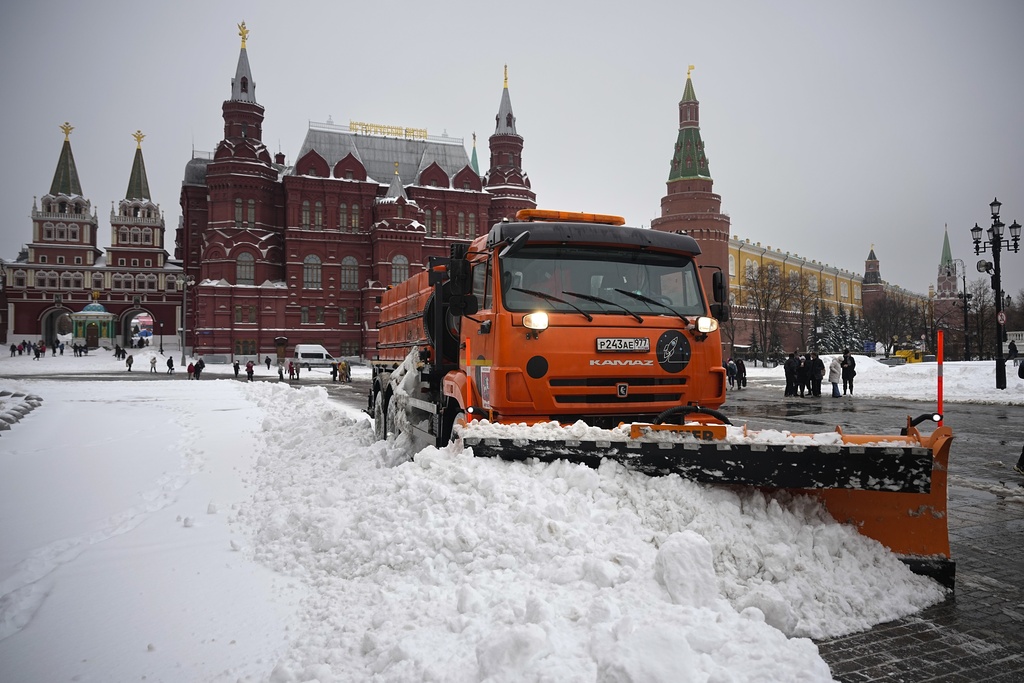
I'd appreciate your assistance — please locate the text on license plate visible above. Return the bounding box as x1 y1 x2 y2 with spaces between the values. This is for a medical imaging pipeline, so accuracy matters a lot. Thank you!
597 337 650 352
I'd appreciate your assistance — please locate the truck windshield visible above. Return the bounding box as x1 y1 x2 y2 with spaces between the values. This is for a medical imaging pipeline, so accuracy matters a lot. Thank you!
499 245 706 317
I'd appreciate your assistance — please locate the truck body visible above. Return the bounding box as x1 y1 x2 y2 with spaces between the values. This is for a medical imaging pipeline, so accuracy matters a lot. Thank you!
372 210 728 446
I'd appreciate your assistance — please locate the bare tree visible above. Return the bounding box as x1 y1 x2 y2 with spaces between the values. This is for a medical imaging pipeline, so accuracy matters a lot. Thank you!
789 272 818 350
743 262 794 364
862 290 919 357
968 278 994 359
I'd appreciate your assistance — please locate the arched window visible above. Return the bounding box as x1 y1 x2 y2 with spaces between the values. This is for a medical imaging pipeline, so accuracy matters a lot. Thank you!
434 211 442 237
728 255 735 278
44 224 54 239
458 212 465 238
303 254 322 289
72 273 83 289
130 227 142 244
14 270 26 287
142 228 153 245
135 274 147 290
338 203 348 229
112 274 123 290
424 209 432 231
69 225 79 241
119 227 130 244
61 272 73 289
93 272 104 290
391 254 409 284
301 201 310 229
314 201 323 229
146 274 158 290
341 256 359 290
809 275 818 292
166 275 177 292
56 224 67 241
236 252 255 285
469 213 476 237
235 198 243 227
248 199 256 228
351 204 360 229
240 76 248 93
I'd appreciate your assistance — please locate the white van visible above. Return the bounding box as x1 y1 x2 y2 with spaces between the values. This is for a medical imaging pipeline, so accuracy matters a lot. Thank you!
293 344 337 369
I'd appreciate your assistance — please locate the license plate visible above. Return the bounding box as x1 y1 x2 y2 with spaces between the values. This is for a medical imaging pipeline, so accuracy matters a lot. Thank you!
597 337 650 352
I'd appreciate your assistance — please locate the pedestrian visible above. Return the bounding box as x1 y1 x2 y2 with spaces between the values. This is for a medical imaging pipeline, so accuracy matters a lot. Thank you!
828 356 842 398
796 355 812 397
783 352 799 397
9 343 15 357
195 357 205 379
166 357 175 374
330 362 338 382
726 358 737 389
840 349 856 395
1008 340 1018 360
278 362 284 381
233 360 241 378
126 354 134 372
735 358 746 389
246 360 255 381
265 355 272 370
288 361 295 380
294 362 300 380
187 362 195 380
59 343 64 356
150 356 158 373
810 352 825 397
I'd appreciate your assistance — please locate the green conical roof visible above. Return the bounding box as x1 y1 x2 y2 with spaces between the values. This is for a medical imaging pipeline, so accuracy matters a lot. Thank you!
939 226 953 266
470 133 480 175
125 146 151 200
668 74 710 181
50 138 83 197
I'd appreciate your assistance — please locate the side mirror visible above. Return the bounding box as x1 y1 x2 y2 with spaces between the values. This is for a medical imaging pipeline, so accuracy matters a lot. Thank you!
498 231 529 259
449 294 479 317
711 303 730 323
712 270 727 304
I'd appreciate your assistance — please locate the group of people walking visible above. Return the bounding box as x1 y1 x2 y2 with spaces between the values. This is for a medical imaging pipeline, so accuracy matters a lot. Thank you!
725 357 747 390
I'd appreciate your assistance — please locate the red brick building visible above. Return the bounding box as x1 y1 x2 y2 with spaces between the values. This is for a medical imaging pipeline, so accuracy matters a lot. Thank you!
177 28 535 361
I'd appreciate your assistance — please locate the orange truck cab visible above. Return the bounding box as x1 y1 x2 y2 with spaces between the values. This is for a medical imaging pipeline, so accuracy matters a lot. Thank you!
371 210 730 448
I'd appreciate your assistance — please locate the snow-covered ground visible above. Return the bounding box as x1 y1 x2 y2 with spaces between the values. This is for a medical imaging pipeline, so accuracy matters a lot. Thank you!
0 349 1020 682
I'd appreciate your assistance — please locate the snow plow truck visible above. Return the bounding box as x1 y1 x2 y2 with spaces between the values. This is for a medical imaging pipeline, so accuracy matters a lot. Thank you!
369 209 954 588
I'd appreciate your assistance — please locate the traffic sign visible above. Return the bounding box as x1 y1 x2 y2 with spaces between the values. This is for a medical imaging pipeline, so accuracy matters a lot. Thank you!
997 311 1006 325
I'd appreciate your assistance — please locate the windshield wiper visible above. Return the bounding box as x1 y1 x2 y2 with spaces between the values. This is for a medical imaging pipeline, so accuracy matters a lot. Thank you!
511 288 593 322
613 288 690 325
562 290 643 323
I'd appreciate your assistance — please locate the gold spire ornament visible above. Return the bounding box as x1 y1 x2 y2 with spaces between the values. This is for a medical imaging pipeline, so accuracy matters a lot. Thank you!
238 21 249 48
132 130 145 149
60 122 74 141
394 161 400 175
504 64 508 88
687 64 695 79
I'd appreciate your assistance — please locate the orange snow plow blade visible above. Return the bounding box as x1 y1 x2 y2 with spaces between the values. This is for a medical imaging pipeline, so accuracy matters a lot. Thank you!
805 424 953 588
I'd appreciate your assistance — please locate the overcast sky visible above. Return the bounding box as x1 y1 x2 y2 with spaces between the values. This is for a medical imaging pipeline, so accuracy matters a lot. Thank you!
2 0 1022 298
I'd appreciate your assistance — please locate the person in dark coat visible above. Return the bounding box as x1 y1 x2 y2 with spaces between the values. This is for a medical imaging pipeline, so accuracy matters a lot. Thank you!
809 352 825 397
735 359 747 389
233 360 241 378
265 355 272 370
784 353 799 397
796 354 812 397
841 349 857 395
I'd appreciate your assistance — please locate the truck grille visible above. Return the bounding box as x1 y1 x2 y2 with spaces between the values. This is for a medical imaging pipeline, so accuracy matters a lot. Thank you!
549 376 686 405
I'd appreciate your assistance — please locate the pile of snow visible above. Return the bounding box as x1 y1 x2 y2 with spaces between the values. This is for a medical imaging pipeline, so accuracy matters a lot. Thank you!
236 382 943 681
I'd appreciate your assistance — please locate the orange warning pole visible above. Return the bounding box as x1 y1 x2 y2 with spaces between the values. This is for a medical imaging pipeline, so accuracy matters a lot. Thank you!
937 330 944 427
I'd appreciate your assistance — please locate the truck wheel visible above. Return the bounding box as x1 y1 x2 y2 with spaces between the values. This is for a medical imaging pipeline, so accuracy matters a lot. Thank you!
373 391 388 441
440 403 466 444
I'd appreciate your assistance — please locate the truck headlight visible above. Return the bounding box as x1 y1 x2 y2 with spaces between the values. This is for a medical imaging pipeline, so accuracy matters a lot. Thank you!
695 316 719 333
523 312 549 330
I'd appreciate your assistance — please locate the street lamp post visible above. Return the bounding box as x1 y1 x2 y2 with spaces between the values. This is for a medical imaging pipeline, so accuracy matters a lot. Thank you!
177 275 196 367
971 198 1021 389
159 322 164 354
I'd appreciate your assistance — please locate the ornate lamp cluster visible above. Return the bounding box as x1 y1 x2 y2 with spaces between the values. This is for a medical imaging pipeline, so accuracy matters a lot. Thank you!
971 198 1020 390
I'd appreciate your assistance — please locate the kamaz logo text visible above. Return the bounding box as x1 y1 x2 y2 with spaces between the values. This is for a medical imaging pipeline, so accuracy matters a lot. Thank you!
589 359 655 366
